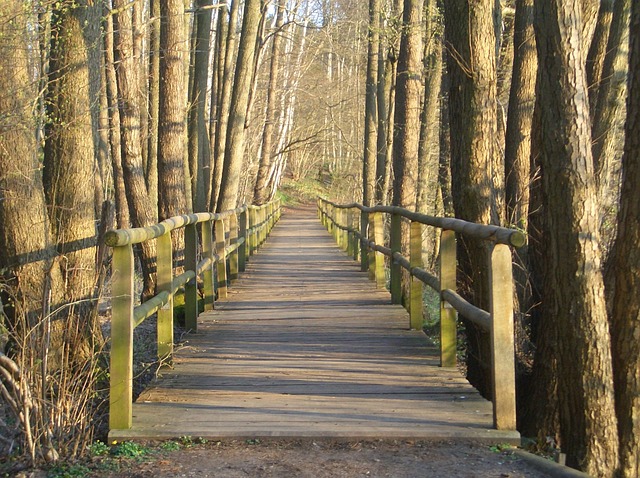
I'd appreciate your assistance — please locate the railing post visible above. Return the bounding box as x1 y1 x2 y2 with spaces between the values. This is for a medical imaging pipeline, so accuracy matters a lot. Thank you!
214 219 228 299
410 221 423 330
201 220 215 311
239 208 248 272
157 232 174 357
439 229 457 367
490 243 516 430
229 213 239 281
259 207 265 246
352 209 360 261
249 207 256 256
184 223 198 332
360 210 369 272
109 244 134 431
390 212 402 304
337 208 344 250
370 212 385 288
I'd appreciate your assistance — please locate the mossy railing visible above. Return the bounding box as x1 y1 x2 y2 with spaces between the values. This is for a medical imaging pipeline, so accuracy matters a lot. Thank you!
317 197 525 431
106 199 281 434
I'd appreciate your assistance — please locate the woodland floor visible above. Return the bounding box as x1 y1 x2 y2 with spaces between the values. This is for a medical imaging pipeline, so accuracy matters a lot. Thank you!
13 439 557 478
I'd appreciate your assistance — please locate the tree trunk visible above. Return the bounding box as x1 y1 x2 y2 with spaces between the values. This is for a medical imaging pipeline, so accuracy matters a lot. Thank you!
362 0 380 207
591 0 630 204
113 0 158 298
443 0 503 397
606 4 640 475
0 0 61 322
534 1 619 474
104 7 130 229
586 0 614 112
212 0 240 211
158 0 189 219
147 0 160 210
188 0 213 212
43 0 100 309
254 0 285 205
217 0 263 212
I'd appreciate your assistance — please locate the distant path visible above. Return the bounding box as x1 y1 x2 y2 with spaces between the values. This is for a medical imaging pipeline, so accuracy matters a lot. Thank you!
112 205 518 443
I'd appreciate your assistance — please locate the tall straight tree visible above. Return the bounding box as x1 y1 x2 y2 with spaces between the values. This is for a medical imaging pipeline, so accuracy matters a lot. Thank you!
607 3 640 475
188 0 213 212
44 0 101 310
113 0 158 298
217 0 263 212
212 0 240 210
253 0 286 205
443 0 503 396
0 0 61 321
362 0 380 207
158 0 189 219
534 0 619 474
392 0 423 211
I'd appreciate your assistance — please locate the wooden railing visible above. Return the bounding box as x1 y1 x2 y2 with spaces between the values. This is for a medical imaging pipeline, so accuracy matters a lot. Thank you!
317 197 525 431
106 199 281 432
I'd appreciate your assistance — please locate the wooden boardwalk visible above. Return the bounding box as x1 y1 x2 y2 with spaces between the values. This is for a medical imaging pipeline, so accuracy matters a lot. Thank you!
111 206 520 443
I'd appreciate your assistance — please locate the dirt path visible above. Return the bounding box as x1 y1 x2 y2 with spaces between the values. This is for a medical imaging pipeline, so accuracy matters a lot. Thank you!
84 439 554 478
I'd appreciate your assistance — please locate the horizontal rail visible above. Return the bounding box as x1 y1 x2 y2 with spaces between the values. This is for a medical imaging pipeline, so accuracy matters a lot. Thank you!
105 207 247 246
108 199 282 436
320 198 525 247
317 197 519 432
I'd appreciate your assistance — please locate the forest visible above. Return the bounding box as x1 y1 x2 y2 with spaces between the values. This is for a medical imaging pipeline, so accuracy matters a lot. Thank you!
0 0 638 477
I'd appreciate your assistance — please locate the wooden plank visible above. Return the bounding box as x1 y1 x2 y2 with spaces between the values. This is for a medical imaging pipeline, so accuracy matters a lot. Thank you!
109 207 520 444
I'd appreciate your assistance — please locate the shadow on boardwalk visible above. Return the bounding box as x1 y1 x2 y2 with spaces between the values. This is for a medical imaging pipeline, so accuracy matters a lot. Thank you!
111 206 519 443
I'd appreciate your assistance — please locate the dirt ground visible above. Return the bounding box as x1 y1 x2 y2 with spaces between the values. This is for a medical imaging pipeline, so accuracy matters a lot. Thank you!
75 439 554 478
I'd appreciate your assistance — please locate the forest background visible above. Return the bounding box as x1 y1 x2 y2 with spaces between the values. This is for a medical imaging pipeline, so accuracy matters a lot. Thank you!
0 0 638 477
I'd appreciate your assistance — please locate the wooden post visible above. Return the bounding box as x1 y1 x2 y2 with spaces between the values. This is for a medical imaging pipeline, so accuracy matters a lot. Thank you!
490 243 517 430
201 220 215 311
184 223 198 332
239 208 248 272
109 244 134 430
215 219 228 299
249 208 256 256
361 210 369 272
259 207 266 246
345 209 353 256
229 213 239 281
371 212 385 288
410 221 423 330
390 212 402 304
439 229 457 367
352 209 360 261
157 232 174 357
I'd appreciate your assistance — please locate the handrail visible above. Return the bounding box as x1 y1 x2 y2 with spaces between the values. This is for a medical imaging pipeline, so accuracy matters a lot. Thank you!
317 197 522 432
107 198 281 435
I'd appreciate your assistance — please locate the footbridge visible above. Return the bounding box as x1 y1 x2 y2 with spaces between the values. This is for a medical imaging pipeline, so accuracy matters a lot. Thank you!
106 200 524 443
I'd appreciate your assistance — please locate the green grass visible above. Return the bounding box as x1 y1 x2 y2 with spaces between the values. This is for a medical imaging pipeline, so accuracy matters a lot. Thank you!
278 178 327 206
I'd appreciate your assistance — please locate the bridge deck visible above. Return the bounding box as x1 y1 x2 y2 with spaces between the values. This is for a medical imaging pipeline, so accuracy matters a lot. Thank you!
110 206 519 443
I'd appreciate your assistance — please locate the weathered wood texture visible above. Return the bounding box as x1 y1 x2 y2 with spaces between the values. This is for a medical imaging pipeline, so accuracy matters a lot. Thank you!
110 207 519 442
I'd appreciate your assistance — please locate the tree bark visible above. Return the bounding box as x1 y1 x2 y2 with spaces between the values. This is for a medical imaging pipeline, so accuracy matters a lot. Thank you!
0 0 61 321
217 0 263 212
188 0 213 212
212 0 240 211
43 0 101 307
607 4 640 475
158 0 189 219
254 0 285 205
444 0 503 397
362 0 380 207
113 0 158 298
534 1 619 474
